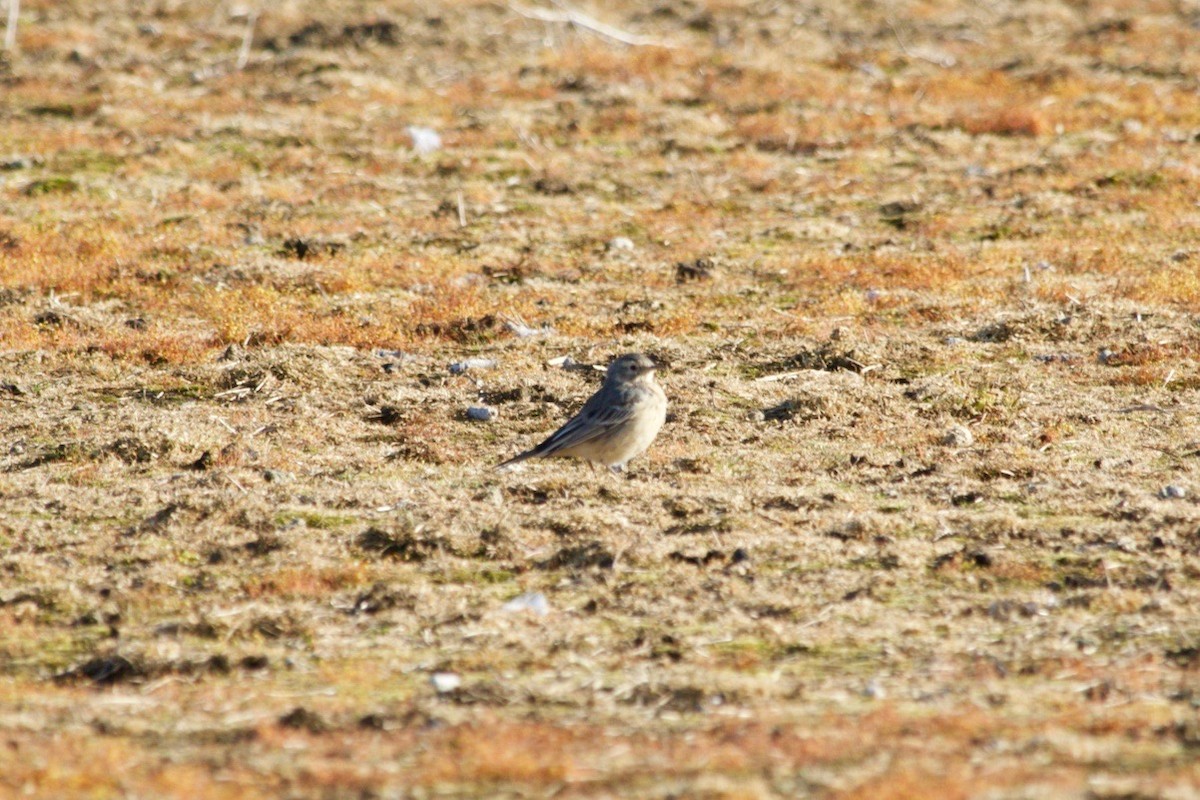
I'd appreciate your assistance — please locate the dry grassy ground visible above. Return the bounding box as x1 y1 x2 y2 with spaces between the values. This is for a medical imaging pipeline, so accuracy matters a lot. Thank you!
2 0 1200 797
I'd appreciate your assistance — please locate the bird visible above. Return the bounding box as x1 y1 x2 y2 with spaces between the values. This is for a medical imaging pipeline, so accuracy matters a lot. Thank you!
498 353 667 473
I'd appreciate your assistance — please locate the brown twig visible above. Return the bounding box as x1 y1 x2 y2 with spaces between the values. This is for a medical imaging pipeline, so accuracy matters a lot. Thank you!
885 17 955 68
236 10 258 70
508 1 671 48
4 0 18 52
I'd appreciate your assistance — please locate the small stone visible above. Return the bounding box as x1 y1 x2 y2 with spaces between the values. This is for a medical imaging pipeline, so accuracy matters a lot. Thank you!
941 424 974 447
607 236 635 251
863 680 886 700
431 672 461 693
1160 485 1187 499
466 406 496 422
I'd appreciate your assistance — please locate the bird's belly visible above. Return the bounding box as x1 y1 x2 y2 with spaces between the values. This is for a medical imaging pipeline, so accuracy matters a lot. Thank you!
589 401 666 466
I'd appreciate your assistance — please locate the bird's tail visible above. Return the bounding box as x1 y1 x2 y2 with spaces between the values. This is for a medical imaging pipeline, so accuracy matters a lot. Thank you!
496 450 534 470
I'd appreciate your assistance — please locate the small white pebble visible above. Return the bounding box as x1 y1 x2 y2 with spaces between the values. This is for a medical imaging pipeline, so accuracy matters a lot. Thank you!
430 672 460 693
546 355 576 369
1160 485 1187 499
607 236 635 251
449 358 496 375
501 592 550 616
944 336 965 346
466 406 495 422
406 125 441 154
941 424 974 447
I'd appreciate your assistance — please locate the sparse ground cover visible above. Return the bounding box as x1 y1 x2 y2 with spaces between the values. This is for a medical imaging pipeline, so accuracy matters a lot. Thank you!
2 0 1200 797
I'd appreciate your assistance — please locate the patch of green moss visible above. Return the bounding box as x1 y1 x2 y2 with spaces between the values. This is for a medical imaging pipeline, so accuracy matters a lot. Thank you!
275 511 358 530
23 177 79 196
53 149 123 174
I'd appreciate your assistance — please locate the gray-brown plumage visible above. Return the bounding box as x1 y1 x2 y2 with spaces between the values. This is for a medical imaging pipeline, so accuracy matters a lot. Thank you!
498 353 667 472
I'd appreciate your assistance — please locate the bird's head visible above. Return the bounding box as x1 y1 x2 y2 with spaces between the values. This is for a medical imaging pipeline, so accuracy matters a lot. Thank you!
607 353 659 384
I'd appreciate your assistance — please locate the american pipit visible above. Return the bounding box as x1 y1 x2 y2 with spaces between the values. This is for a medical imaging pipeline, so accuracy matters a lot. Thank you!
498 353 667 472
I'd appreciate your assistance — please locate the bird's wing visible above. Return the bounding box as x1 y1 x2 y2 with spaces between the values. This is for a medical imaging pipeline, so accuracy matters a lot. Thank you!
522 392 636 458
